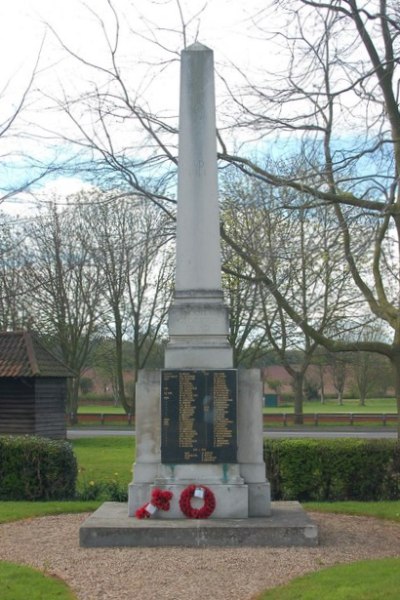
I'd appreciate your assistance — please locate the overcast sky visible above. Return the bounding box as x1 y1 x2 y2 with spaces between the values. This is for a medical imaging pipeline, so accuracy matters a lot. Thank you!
0 1 291 216
1 0 269 101
0 1 277 213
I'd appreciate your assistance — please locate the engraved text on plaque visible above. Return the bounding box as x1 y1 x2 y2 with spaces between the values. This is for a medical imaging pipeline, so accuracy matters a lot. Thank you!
161 370 237 463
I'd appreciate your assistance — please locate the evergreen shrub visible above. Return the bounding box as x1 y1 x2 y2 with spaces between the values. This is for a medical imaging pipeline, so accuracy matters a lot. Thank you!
0 435 77 500
264 438 400 501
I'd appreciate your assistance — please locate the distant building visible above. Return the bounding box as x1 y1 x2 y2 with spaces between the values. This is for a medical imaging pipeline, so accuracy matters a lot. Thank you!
0 331 73 439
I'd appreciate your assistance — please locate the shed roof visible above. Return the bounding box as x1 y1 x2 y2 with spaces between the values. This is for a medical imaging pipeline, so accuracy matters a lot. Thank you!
0 331 73 378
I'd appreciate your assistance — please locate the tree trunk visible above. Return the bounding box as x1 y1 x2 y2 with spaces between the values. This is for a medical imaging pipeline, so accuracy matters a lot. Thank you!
337 391 343 406
319 366 325 404
114 313 126 408
390 354 400 441
67 377 80 424
292 372 304 425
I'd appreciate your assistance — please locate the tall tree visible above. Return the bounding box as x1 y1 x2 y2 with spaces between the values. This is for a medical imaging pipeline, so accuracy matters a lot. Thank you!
90 191 173 414
222 170 360 421
23 201 102 419
219 0 400 433
0 213 30 330
40 1 400 432
125 201 173 413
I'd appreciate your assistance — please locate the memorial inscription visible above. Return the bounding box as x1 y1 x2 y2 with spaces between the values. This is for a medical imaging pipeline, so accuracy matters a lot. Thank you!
161 369 237 464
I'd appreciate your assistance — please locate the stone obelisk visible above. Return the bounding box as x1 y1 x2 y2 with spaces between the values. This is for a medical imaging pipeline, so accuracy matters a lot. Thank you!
80 42 318 547
128 42 270 520
165 42 232 369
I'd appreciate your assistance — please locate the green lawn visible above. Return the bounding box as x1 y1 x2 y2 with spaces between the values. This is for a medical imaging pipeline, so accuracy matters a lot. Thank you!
78 405 126 414
264 398 397 414
0 561 77 600
304 500 400 522
257 557 400 600
79 398 398 415
72 436 135 489
1 438 400 600
0 501 101 525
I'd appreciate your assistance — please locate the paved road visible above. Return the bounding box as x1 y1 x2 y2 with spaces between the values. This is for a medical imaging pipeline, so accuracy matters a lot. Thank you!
67 428 398 440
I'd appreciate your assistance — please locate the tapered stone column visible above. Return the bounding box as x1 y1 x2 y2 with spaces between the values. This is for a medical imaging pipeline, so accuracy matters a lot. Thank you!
128 42 270 520
164 42 232 369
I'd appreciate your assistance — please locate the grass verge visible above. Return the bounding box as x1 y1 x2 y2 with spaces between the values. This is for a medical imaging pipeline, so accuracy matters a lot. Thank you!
0 561 78 599
257 557 400 600
77 405 126 414
0 501 101 524
304 500 400 522
264 398 397 414
72 436 135 489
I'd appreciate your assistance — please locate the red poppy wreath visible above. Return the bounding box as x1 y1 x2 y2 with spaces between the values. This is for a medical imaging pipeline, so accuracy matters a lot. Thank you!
135 487 173 519
179 484 216 519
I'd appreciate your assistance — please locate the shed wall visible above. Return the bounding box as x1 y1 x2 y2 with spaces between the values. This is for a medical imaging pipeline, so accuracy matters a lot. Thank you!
35 378 67 439
0 378 35 434
0 377 67 439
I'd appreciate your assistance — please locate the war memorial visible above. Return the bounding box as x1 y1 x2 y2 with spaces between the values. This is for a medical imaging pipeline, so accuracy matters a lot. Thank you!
80 43 318 548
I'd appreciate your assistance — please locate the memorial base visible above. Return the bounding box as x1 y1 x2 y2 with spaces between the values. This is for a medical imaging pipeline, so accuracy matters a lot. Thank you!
80 501 318 548
130 369 271 519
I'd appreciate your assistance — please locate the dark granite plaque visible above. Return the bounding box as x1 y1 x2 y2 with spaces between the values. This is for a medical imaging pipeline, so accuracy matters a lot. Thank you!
161 369 237 464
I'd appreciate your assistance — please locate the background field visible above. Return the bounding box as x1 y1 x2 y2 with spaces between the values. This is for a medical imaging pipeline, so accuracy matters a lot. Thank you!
73 436 135 489
264 398 397 414
78 398 398 415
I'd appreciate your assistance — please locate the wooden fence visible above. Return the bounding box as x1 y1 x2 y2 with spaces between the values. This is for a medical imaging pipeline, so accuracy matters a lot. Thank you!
67 412 398 427
263 413 398 426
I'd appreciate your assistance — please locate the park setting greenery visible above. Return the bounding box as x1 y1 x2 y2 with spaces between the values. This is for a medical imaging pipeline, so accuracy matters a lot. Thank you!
257 557 400 600
1 436 400 600
265 439 400 501
3 435 400 505
0 561 77 600
1 0 400 434
0 436 77 500
1 0 400 597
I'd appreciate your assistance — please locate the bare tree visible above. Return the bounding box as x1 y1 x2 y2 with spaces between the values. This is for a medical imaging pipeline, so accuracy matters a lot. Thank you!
330 352 348 405
35 1 400 433
125 202 174 413
222 169 361 421
218 0 400 433
351 351 375 406
80 191 134 411
23 200 102 419
0 213 31 330
222 187 270 366
83 190 174 413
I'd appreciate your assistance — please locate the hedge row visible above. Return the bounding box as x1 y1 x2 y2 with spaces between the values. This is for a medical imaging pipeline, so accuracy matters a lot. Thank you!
0 436 77 500
264 438 400 501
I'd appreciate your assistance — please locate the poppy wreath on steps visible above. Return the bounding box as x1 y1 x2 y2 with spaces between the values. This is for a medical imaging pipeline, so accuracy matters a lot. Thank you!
135 488 173 519
179 484 216 519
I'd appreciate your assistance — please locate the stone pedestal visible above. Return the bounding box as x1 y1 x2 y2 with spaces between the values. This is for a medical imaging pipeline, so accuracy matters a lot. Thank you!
165 290 232 369
128 369 271 518
81 502 319 548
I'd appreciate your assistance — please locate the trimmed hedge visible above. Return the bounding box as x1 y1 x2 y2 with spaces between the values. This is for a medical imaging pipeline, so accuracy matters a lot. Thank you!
264 438 400 502
0 436 77 500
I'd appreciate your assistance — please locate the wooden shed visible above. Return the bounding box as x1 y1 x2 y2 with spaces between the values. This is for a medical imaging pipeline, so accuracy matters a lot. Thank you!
0 331 72 439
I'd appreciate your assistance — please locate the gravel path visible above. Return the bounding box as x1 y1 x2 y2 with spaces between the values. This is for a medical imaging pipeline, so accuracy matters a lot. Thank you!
1 512 400 600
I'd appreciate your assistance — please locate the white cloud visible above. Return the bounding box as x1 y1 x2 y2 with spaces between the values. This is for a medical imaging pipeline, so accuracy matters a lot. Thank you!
2 177 94 217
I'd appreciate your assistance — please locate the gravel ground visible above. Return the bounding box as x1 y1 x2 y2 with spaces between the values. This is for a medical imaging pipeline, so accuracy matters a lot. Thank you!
1 512 400 600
